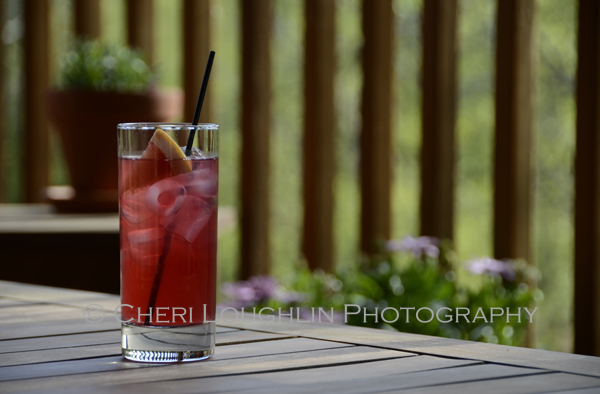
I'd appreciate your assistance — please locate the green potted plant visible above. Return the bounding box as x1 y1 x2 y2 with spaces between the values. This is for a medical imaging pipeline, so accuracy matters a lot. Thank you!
46 40 183 212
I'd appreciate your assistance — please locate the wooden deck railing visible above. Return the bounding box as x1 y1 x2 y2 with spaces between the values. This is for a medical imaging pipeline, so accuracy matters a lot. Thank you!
575 0 600 357
420 0 457 240
360 0 393 255
9 0 600 356
23 0 49 205
493 0 534 264
303 0 335 272
241 0 272 277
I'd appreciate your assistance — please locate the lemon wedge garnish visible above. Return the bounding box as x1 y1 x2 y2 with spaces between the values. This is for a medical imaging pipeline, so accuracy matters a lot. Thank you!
122 128 192 193
142 128 192 174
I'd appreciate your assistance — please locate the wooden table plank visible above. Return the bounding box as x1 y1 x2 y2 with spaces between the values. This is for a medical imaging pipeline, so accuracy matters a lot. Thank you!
1 282 598 393
217 314 600 377
0 346 407 392
0 340 359 382
0 299 41 307
0 313 121 341
0 327 238 355
215 329 293 345
216 326 241 334
0 319 120 341
0 331 120 354
552 388 600 394
233 356 484 388
218 363 549 394
0 329 286 367
0 344 121 367
398 372 600 394
0 281 121 309
215 337 352 362
157 356 486 394
0 304 100 325
46 355 481 394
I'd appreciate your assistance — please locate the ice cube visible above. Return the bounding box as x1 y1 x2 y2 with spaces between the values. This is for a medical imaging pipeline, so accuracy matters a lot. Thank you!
127 227 166 266
180 146 207 158
146 178 187 217
173 169 217 199
121 188 154 224
170 196 212 243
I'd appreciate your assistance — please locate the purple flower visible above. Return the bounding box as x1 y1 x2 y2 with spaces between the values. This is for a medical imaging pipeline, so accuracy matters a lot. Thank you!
386 236 440 258
467 257 516 281
247 275 279 302
221 281 257 309
221 275 305 309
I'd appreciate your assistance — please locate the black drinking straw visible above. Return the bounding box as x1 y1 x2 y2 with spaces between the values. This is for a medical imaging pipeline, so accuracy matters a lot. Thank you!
185 50 216 156
144 51 216 326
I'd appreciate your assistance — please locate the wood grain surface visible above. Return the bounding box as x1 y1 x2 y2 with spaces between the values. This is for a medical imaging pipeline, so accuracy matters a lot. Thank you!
0 282 598 394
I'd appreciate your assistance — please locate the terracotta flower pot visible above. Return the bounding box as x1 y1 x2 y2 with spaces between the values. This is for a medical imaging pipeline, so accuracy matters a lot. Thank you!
46 88 183 213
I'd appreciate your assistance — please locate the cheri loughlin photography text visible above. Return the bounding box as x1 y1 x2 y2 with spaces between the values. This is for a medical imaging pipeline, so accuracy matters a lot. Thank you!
83 235 541 346
84 303 538 325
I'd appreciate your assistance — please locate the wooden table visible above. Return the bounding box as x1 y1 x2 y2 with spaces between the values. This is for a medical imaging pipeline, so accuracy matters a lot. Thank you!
1 281 599 393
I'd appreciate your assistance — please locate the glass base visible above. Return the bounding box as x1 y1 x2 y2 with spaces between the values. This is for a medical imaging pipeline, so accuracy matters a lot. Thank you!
122 322 215 363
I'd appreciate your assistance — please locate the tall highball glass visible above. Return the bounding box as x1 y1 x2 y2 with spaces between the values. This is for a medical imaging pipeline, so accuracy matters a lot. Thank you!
118 123 218 362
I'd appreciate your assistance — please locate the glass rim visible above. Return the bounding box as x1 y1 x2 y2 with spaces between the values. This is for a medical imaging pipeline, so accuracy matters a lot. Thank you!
118 122 219 130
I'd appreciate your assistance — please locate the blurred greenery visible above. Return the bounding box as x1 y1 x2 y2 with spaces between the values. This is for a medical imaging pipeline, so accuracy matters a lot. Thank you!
0 0 576 352
221 241 543 347
57 40 155 93
343 254 541 346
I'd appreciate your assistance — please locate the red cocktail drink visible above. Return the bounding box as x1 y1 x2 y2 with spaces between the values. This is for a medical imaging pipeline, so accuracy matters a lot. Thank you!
118 123 219 362
119 157 218 325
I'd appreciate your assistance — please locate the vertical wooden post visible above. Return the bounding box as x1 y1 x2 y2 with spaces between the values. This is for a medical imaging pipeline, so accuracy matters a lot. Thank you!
23 0 50 203
183 0 211 123
302 0 335 272
241 0 271 278
0 0 4 202
74 0 101 39
493 0 534 262
575 0 600 357
420 0 457 240
360 0 393 254
127 0 154 63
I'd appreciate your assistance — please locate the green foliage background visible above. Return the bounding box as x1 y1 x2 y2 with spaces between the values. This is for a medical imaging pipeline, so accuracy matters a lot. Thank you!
0 0 576 352
57 40 154 93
